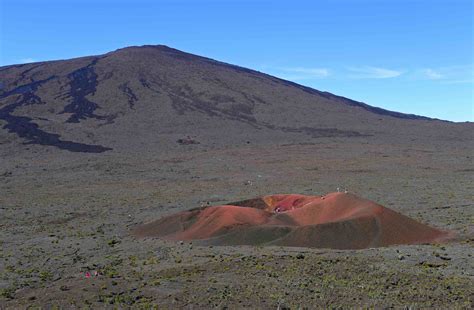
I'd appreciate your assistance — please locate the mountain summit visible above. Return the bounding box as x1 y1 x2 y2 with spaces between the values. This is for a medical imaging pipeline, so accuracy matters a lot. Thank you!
0 45 466 154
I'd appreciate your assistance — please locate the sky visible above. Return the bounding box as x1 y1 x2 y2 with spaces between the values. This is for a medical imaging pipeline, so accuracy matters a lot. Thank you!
1 0 472 121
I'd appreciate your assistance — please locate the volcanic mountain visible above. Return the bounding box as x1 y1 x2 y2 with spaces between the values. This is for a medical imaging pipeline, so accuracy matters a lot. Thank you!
0 45 470 155
133 192 452 249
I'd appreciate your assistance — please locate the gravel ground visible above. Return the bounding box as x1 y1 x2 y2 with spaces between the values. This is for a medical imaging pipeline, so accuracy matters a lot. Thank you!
1 137 473 308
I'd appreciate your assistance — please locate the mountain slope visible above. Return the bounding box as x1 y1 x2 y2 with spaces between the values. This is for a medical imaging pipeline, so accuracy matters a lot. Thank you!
0 45 468 153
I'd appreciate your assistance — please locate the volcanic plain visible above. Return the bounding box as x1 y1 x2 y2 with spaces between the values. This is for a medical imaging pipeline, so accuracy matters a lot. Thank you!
0 45 473 308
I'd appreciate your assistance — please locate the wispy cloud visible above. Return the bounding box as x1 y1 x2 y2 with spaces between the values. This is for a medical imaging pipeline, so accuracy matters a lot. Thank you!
271 66 330 80
415 65 473 84
347 66 403 79
263 64 471 84
422 68 443 80
281 67 330 78
19 58 37 64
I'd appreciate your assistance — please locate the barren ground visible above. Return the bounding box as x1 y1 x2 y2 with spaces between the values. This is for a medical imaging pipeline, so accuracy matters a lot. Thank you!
1 135 473 308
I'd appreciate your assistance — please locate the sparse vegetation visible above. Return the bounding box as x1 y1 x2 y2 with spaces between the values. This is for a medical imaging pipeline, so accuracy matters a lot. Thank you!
0 77 472 307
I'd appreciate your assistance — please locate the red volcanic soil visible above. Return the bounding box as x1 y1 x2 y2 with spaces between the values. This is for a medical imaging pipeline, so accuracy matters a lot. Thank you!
133 193 453 249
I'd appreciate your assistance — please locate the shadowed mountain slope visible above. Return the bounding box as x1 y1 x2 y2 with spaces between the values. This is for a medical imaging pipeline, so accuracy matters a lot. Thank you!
0 45 470 153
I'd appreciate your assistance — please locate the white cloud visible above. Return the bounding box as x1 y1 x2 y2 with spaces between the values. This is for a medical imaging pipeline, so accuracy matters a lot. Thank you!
347 66 403 79
19 58 37 64
271 66 330 80
281 67 330 78
427 65 472 82
410 65 473 84
265 64 471 84
422 68 443 80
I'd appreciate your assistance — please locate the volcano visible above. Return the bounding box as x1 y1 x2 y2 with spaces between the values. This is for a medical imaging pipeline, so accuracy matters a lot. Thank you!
133 192 452 249
1 45 470 157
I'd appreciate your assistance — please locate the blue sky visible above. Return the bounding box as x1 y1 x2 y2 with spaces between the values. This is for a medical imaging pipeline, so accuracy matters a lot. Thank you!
1 0 472 121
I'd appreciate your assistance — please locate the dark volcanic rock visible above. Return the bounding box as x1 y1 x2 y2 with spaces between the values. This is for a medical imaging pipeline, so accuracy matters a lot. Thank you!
0 44 468 154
